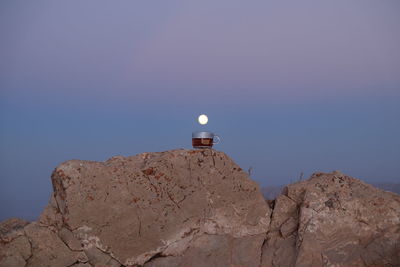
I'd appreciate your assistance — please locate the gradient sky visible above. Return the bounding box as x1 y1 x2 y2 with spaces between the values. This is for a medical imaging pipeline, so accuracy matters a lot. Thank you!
1 0 400 221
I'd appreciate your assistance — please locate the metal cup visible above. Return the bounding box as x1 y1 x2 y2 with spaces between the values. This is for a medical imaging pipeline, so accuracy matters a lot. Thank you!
192 131 220 148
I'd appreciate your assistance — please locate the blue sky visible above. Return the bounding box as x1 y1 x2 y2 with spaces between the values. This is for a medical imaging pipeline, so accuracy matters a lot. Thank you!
1 0 399 221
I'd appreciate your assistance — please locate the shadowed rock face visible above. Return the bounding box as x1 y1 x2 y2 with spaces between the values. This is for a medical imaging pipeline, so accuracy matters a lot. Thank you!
1 150 399 267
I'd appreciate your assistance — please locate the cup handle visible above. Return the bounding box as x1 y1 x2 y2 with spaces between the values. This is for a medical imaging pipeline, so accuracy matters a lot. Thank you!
213 135 220 144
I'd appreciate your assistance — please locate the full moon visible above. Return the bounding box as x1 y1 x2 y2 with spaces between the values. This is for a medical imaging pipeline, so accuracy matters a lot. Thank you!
198 114 208 125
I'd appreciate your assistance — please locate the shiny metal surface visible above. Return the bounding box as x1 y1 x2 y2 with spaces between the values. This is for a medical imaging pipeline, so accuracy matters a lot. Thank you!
192 131 214 138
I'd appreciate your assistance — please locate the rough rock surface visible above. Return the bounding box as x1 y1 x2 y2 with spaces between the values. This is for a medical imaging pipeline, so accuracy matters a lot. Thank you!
261 171 400 267
1 149 270 267
1 150 399 267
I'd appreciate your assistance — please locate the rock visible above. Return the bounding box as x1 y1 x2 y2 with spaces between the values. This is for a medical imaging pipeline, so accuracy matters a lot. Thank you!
1 150 400 267
24 222 87 267
0 236 31 267
0 218 29 243
144 234 265 267
0 218 31 267
38 194 63 229
0 220 86 267
261 171 400 267
143 256 182 267
0 253 26 267
84 247 121 267
279 217 297 238
51 149 270 266
58 227 82 251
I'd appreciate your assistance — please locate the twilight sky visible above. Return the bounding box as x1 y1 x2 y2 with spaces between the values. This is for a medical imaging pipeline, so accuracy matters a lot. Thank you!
1 0 399 221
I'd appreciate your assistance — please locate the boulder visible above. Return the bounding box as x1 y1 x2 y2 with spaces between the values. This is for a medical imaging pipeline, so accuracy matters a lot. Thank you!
261 171 400 267
1 149 399 267
48 149 270 266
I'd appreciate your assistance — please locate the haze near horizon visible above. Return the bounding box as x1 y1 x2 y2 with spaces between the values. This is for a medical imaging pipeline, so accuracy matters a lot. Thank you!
0 0 399 221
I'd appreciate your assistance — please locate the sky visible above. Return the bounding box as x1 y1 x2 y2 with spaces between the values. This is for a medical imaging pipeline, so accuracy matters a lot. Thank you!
1 0 399 221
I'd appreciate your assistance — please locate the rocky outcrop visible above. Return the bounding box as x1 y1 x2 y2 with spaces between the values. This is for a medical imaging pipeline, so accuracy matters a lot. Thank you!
1 150 399 266
261 171 400 267
1 149 270 267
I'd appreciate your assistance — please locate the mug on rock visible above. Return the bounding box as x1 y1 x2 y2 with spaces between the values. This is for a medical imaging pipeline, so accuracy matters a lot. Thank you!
192 131 220 148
